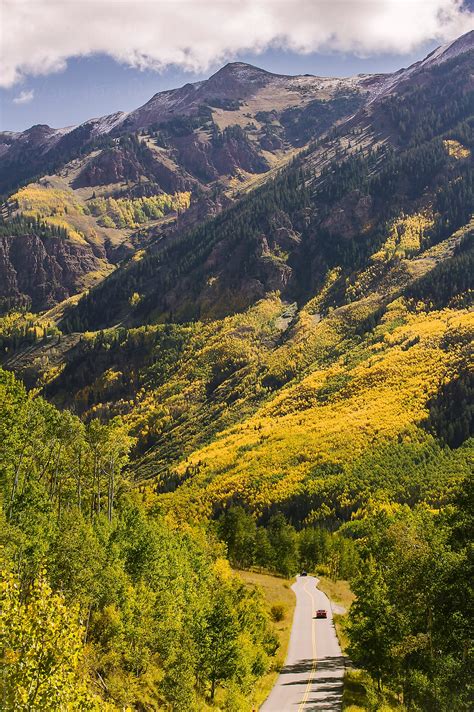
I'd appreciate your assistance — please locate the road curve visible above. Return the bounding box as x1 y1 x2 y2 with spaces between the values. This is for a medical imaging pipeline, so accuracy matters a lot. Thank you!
260 575 344 712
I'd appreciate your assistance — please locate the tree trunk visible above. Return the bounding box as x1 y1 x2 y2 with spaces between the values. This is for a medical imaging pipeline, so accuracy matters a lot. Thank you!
8 439 29 520
76 448 82 512
107 468 114 523
107 455 116 522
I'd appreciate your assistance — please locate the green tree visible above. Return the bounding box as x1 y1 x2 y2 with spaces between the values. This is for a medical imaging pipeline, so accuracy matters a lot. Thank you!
160 636 197 711
197 591 240 700
348 555 398 691
267 514 299 577
0 570 99 710
254 527 274 569
219 506 256 568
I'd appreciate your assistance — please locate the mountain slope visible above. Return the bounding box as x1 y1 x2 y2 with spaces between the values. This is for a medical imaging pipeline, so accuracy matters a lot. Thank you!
59 31 474 330
7 221 472 521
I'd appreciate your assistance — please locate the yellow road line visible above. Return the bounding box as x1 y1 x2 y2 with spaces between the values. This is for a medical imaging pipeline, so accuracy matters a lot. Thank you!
297 581 317 712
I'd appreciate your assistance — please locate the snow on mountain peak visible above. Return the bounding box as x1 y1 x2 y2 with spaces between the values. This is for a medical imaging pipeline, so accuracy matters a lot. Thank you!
421 29 474 69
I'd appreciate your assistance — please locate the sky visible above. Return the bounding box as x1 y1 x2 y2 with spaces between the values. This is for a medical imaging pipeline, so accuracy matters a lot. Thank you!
1 0 473 132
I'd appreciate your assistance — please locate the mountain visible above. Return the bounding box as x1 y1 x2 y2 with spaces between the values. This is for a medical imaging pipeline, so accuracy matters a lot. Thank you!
0 60 378 312
0 29 472 433
53 30 473 329
3 30 471 196
0 60 373 196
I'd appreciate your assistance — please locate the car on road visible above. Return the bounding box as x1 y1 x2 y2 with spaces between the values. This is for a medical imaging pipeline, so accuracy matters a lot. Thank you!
316 609 327 618
300 571 308 576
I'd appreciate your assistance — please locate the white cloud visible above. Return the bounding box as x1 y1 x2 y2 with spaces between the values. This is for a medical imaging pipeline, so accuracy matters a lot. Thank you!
1 0 473 87
12 88 34 104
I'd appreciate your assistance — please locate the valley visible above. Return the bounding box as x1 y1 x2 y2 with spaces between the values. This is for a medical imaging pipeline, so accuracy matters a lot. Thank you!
1 27 473 712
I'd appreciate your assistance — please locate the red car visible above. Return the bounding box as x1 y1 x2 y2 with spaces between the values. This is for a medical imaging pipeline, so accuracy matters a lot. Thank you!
316 609 327 619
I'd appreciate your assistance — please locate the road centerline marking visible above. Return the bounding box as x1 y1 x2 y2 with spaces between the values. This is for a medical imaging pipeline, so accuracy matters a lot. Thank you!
297 580 318 712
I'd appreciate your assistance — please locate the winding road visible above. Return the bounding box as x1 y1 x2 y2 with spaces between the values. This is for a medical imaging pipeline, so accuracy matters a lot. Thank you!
260 575 344 712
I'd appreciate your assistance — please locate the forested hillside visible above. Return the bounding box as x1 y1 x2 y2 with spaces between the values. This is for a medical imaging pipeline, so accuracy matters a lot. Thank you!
1 369 284 710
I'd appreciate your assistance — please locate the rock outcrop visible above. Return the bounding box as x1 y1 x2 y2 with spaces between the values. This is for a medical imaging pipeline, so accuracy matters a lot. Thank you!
0 232 101 313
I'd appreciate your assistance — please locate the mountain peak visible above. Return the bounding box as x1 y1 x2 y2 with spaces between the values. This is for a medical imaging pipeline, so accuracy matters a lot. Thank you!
215 61 272 74
207 61 284 85
421 28 474 68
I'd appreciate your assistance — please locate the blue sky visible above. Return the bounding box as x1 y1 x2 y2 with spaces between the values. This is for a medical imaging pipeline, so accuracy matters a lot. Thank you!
1 0 473 132
0 42 442 133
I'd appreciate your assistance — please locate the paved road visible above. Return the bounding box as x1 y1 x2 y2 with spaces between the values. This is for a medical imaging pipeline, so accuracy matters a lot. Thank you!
260 575 344 712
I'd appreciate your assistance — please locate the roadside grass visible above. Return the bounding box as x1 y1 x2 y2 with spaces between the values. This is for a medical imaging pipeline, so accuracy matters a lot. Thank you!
343 668 370 711
317 576 355 610
333 612 350 653
236 569 296 710
343 669 404 711
317 576 354 654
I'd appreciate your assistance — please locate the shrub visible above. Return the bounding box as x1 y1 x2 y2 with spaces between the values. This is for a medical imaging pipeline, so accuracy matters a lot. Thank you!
270 603 286 622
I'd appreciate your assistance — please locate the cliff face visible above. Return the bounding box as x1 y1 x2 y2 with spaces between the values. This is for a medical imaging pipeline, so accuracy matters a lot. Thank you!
73 143 186 194
0 232 102 313
74 127 269 192
171 128 269 183
73 147 144 187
